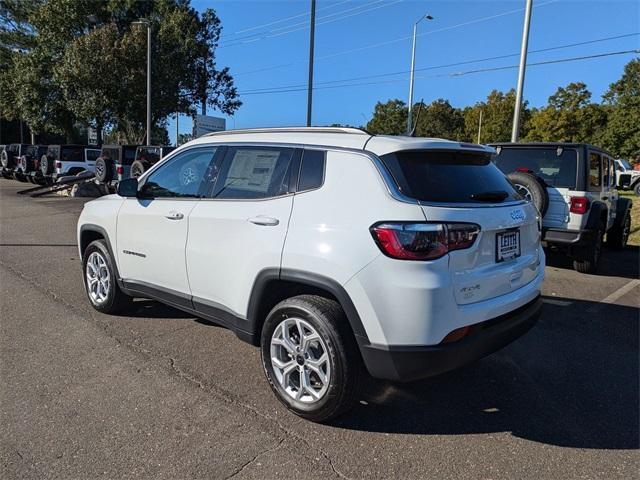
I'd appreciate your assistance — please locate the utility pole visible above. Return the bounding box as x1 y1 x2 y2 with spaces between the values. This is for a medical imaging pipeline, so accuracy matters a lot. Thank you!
477 109 483 144
306 0 316 127
511 0 533 142
407 14 434 133
134 20 152 145
176 113 179 146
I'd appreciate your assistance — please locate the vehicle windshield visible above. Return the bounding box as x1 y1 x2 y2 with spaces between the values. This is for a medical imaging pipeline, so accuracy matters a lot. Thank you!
619 159 632 170
493 147 578 189
380 150 520 203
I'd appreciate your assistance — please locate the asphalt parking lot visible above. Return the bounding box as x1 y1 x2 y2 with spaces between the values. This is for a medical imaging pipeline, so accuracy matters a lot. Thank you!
1 180 638 479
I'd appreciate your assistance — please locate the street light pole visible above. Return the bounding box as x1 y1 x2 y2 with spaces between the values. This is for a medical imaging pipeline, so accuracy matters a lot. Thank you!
133 19 152 146
407 14 433 133
306 0 316 127
511 0 533 142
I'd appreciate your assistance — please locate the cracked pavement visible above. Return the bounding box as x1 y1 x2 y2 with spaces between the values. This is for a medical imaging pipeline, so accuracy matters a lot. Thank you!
0 180 638 479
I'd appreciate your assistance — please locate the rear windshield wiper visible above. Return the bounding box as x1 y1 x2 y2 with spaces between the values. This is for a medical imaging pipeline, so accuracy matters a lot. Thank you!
470 190 509 202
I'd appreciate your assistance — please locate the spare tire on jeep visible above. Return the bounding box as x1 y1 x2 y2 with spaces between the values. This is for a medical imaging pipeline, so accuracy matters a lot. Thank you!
507 171 549 216
94 157 113 183
40 154 54 175
1 149 10 168
129 160 147 178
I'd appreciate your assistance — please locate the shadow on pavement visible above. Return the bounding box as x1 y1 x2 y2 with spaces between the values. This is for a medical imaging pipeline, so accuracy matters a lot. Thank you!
332 296 638 450
545 244 639 280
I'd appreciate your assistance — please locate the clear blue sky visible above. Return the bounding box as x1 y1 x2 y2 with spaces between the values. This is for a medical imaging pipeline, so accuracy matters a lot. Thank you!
168 0 639 142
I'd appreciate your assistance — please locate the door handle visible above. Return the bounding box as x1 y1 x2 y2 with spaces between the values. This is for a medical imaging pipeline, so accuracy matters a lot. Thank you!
165 211 184 220
248 216 279 226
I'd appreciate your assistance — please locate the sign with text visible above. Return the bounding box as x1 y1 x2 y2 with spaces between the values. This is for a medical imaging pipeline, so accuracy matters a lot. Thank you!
193 115 226 137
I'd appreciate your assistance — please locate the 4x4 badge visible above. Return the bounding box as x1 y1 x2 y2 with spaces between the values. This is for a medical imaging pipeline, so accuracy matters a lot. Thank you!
510 209 525 222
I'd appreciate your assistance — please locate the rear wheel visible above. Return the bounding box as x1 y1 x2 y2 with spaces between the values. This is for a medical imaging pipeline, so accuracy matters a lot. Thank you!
82 240 133 313
634 182 640 197
261 295 364 422
607 211 631 250
573 225 604 273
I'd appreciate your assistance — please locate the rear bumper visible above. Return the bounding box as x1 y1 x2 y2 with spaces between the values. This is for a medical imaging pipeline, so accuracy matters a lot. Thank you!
542 227 595 246
360 296 542 382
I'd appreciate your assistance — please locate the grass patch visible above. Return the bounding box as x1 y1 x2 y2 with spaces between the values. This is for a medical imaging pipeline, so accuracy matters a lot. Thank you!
619 191 639 246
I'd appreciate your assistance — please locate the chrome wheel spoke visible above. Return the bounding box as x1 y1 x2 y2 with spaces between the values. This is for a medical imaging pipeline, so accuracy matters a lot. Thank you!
86 252 110 305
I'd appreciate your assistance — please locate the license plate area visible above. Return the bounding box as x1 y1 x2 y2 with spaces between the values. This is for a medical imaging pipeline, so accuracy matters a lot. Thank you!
496 228 521 262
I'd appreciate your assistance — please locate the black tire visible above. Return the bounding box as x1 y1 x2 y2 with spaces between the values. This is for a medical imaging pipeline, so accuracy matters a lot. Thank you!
607 211 631 250
94 157 112 183
40 154 54 175
261 294 364 422
12 171 28 182
82 239 133 314
634 182 640 197
573 225 604 274
130 160 147 178
507 171 549 216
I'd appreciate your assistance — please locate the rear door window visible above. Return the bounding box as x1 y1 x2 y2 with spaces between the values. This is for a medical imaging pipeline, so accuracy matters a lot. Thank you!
211 147 296 199
298 149 325 191
589 152 601 189
86 149 101 161
493 147 578 189
380 150 520 203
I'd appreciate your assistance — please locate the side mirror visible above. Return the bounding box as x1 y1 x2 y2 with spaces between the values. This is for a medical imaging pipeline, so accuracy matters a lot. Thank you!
117 177 138 198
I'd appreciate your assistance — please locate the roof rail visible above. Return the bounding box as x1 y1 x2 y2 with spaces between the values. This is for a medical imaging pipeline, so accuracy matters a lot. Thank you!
204 126 370 137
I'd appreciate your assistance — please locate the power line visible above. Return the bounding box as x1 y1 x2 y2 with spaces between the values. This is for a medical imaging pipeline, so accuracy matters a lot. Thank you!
238 33 639 93
219 0 401 48
237 49 639 96
221 0 351 37
233 0 560 75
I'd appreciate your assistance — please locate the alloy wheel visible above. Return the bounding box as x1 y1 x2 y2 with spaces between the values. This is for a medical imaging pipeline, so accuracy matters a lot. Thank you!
270 317 331 404
86 251 110 304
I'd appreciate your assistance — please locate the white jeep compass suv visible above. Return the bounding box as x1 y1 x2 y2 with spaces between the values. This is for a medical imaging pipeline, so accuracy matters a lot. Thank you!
78 127 544 421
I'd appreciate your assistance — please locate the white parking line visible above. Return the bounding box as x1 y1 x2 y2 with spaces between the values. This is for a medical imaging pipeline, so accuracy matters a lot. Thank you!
586 279 640 312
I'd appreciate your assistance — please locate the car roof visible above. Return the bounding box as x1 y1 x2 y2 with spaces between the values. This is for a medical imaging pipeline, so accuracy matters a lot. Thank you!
186 127 494 157
489 141 614 156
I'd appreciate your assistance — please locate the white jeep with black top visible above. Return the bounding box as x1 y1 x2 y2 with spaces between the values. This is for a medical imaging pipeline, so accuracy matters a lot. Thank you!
614 158 640 196
492 142 632 274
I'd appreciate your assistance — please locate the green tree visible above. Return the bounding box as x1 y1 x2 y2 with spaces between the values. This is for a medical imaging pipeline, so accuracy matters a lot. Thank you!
413 99 465 140
525 82 607 143
463 89 525 143
1 0 241 143
599 59 640 160
366 99 407 135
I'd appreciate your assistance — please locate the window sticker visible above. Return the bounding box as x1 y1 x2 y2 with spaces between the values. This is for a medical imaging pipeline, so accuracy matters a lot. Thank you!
226 149 280 193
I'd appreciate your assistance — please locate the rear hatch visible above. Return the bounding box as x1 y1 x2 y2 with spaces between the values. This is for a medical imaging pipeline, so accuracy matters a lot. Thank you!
379 149 542 305
493 146 579 228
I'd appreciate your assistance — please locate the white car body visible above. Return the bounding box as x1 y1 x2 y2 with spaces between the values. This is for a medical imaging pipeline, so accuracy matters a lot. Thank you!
614 159 640 194
78 127 544 382
56 147 101 176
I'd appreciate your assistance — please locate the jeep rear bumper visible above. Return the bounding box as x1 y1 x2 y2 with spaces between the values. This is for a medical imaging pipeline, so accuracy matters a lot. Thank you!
542 227 596 246
359 296 542 382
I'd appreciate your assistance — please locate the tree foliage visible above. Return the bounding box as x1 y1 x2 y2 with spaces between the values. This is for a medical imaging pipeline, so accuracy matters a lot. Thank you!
366 99 407 135
1 0 240 143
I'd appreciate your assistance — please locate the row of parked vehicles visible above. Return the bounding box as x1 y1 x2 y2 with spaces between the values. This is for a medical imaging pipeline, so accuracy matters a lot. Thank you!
0 143 175 186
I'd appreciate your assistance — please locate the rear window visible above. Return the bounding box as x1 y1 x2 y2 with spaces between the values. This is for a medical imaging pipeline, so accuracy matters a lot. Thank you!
493 147 578 189
123 148 137 164
380 150 520 203
47 146 60 159
86 149 101 161
136 147 161 163
61 146 83 162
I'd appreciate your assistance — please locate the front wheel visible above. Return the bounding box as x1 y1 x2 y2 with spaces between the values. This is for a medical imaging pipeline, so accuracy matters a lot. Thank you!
634 182 640 197
261 295 364 422
82 239 133 313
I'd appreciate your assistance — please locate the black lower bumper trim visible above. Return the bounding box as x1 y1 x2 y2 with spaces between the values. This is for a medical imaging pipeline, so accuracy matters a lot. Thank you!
542 228 595 246
360 296 542 382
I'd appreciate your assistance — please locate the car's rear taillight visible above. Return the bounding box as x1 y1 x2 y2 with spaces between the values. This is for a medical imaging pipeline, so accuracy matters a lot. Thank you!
55 161 62 169
569 196 590 214
370 222 480 261
116 165 124 176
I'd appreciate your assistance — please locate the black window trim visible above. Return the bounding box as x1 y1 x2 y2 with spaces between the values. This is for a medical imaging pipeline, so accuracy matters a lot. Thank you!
295 147 327 194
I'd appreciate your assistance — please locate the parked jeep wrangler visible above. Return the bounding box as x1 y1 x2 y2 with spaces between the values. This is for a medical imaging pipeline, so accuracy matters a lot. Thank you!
94 145 139 184
16 145 48 183
614 159 640 196
1 144 30 179
491 142 632 274
40 145 101 178
129 146 176 178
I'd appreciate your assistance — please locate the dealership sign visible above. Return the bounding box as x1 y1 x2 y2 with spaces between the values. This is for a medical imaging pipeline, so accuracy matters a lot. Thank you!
193 115 226 137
